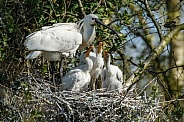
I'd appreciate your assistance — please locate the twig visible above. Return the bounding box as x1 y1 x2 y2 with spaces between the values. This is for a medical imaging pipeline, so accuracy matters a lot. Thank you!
2 75 162 121
136 77 157 97
127 57 139 67
92 0 102 14
52 95 73 115
149 65 184 75
144 0 163 41
125 23 184 90
78 0 86 17
49 0 57 18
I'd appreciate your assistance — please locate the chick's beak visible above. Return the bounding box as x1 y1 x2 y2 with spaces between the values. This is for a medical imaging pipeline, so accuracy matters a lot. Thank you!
98 42 103 53
86 46 93 57
104 50 108 60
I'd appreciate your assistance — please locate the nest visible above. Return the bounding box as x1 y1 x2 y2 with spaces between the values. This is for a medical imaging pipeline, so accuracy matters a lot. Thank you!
0 76 162 122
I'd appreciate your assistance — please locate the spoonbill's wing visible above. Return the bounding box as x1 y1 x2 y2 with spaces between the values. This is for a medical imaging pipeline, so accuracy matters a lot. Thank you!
25 51 42 59
24 23 82 53
115 66 123 82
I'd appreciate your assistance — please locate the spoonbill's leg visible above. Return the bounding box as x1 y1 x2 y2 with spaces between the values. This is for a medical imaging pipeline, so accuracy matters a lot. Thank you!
59 55 66 84
50 61 56 88
96 78 102 89
89 78 96 91
92 78 96 90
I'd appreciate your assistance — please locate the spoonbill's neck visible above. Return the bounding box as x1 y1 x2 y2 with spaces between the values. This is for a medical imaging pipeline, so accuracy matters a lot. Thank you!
96 52 102 58
83 57 93 72
78 24 95 50
104 57 111 70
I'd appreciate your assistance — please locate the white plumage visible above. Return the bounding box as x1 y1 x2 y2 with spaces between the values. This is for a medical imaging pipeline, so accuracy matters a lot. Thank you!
24 14 99 84
24 14 119 85
79 42 104 90
79 50 96 64
24 14 105 61
24 23 82 61
102 50 123 93
61 46 93 91
24 14 119 61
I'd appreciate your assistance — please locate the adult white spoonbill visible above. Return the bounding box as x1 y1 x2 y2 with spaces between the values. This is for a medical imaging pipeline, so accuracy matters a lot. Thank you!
102 50 123 93
79 42 104 90
61 46 93 91
24 14 119 85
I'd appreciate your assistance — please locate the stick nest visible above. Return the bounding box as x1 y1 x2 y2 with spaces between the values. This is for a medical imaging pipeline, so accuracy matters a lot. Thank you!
0 76 162 122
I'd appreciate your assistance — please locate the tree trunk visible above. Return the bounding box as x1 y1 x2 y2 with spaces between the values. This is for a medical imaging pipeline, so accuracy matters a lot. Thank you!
166 2 184 121
166 0 184 98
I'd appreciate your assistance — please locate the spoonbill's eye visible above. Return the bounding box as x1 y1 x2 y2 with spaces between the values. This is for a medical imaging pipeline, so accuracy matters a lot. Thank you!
92 18 95 20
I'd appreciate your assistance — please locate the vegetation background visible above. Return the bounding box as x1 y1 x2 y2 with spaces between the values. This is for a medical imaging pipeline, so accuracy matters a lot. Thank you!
0 0 184 121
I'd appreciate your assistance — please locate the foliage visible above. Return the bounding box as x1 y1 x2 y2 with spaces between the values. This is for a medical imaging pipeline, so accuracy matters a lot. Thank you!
0 0 184 121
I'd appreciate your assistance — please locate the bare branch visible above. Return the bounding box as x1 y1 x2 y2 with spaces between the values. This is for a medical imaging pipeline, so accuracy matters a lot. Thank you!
149 65 184 75
144 0 163 41
125 23 184 90
52 95 73 115
127 58 139 67
78 0 86 17
136 77 157 96
92 0 102 14
128 26 153 50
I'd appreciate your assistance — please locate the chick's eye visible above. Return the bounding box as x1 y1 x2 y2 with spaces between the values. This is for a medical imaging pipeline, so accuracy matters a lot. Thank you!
92 18 95 20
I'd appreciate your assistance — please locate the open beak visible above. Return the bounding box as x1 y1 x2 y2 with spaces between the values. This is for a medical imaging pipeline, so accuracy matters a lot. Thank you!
94 18 120 39
104 50 109 61
98 42 103 53
86 46 93 57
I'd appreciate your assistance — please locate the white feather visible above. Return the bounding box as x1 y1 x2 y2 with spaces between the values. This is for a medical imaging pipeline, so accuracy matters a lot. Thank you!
24 14 99 61
102 53 123 93
26 51 42 59
62 57 93 91
79 43 104 90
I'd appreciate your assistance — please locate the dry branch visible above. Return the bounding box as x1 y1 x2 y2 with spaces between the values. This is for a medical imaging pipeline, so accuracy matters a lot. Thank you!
78 0 86 17
0 76 162 121
125 23 184 90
